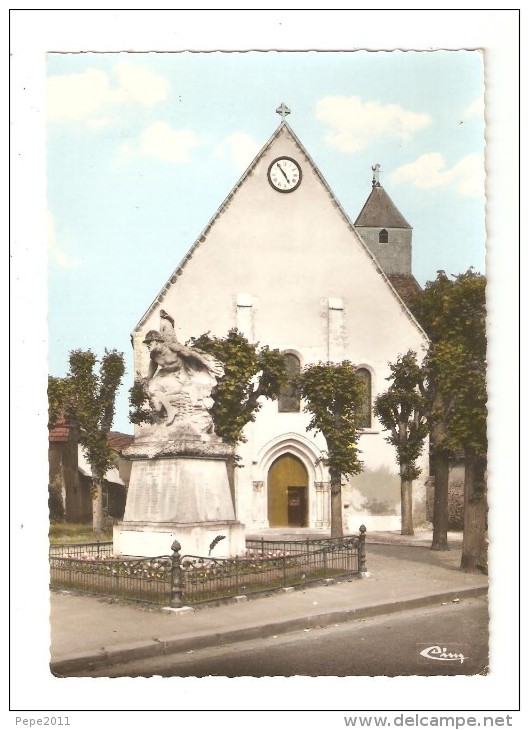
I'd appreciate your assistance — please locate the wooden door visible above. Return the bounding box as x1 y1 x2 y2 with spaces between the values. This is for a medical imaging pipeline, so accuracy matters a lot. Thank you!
268 454 308 527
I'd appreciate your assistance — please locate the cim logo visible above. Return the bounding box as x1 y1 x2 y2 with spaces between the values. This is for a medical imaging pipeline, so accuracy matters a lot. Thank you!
419 645 465 664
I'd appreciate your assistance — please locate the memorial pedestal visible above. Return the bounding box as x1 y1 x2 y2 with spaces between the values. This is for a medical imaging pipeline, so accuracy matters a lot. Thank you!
113 436 246 558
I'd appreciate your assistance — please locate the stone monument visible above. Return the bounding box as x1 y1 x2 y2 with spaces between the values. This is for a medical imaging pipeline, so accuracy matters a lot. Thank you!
113 310 246 559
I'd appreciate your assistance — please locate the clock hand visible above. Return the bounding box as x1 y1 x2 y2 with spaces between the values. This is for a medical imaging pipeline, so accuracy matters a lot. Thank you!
277 163 290 184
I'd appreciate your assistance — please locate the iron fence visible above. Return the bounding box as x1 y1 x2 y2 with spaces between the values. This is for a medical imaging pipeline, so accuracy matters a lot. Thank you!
49 554 172 605
49 541 114 559
49 527 367 607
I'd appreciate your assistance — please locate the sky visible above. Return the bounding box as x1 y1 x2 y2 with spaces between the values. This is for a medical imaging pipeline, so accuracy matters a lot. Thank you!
46 48 486 434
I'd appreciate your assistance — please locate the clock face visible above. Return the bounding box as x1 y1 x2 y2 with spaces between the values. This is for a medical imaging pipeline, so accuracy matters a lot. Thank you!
267 156 302 193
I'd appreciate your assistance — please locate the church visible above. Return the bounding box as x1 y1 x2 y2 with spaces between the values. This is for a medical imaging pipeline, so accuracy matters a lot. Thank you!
131 106 429 534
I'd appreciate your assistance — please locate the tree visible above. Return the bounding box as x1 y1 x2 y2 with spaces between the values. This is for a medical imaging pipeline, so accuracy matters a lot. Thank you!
186 329 286 447
412 271 455 550
297 362 366 538
412 270 487 563
427 275 487 572
49 349 125 533
373 351 429 536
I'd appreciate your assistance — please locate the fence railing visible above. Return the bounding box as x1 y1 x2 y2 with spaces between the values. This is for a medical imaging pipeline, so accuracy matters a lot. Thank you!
49 541 114 559
49 527 367 607
49 553 173 605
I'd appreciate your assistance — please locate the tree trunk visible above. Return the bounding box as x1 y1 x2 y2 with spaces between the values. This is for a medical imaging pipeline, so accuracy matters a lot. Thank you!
329 468 343 538
461 447 488 573
400 476 414 535
431 449 450 550
92 478 105 534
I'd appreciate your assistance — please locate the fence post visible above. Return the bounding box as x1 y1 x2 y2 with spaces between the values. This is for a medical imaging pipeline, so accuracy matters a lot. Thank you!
358 524 367 575
170 540 184 608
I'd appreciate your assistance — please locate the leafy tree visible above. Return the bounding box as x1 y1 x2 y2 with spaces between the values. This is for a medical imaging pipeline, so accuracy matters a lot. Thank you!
425 274 487 572
297 362 366 538
413 270 487 565
49 349 125 533
373 351 429 536
186 329 286 446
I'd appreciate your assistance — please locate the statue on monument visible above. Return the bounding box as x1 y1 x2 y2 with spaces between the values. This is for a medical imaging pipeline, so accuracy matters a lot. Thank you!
141 310 224 433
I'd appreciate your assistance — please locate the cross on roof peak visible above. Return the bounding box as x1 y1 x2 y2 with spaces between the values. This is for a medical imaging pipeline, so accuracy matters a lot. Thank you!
276 102 291 119
372 163 381 187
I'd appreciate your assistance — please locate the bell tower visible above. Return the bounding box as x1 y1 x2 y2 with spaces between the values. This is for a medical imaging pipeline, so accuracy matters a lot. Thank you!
354 164 413 276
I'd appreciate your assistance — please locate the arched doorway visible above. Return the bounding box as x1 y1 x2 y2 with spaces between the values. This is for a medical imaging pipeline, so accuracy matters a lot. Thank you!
268 454 308 527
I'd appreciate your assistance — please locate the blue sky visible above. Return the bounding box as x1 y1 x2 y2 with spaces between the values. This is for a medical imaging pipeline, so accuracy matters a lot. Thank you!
46 50 486 433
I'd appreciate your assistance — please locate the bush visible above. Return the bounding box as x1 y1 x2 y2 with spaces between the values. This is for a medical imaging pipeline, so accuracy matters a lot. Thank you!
48 482 64 523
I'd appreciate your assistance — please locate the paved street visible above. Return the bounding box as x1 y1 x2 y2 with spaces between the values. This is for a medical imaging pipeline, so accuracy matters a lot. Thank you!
74 595 488 677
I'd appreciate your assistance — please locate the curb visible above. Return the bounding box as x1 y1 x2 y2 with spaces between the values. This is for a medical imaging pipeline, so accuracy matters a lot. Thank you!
50 585 487 676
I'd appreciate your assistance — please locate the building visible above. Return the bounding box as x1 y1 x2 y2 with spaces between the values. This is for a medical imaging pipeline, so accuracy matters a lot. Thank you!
48 417 132 523
131 112 430 533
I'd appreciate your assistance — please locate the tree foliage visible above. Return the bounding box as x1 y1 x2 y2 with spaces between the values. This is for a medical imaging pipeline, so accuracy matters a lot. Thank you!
297 361 366 477
297 361 366 537
48 349 125 532
412 269 487 454
187 329 287 446
412 269 487 563
66 349 126 480
373 350 429 535
374 351 429 481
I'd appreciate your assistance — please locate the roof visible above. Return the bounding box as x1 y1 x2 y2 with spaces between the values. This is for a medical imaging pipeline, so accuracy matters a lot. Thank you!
107 431 134 453
77 446 125 486
354 184 412 229
386 274 423 308
48 412 76 443
134 121 425 339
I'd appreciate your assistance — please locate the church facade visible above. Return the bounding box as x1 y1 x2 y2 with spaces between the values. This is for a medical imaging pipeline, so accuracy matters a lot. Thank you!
132 115 429 533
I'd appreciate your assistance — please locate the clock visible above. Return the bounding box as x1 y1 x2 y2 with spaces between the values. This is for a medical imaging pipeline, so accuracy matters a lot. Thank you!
267 156 302 193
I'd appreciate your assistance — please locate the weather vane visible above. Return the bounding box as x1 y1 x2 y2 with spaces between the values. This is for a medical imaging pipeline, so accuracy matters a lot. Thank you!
371 163 381 187
276 102 291 119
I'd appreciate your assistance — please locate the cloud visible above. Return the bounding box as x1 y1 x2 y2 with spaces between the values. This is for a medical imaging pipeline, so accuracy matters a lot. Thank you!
118 122 200 164
461 94 485 121
214 132 261 172
390 152 485 197
47 62 169 125
47 211 81 269
139 122 200 163
315 95 431 153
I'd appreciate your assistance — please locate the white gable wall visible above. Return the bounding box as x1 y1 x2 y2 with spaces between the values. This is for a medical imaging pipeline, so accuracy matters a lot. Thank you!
135 125 429 532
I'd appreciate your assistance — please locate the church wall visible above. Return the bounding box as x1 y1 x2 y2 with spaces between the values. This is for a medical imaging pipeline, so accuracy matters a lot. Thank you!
134 125 430 532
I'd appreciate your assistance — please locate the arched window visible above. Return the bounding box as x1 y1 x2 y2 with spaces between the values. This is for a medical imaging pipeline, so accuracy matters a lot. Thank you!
356 368 372 428
379 228 389 243
278 353 301 412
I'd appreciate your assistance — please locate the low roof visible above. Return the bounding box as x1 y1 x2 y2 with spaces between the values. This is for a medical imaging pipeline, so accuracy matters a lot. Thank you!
77 446 125 486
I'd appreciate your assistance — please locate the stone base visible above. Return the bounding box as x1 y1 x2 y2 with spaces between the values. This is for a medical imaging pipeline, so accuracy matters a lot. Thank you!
113 520 246 558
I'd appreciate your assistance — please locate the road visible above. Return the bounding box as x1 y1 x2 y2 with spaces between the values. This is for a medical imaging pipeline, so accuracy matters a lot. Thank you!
75 596 488 677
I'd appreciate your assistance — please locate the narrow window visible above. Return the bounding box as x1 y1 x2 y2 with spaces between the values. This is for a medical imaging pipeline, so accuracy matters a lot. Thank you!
356 368 372 428
278 353 301 412
379 229 389 243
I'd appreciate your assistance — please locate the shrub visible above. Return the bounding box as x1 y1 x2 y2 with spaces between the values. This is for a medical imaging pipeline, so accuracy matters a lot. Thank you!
48 482 64 523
